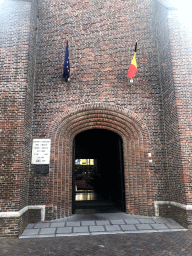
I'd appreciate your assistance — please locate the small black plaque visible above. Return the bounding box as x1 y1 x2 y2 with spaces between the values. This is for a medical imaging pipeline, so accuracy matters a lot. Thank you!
35 165 49 175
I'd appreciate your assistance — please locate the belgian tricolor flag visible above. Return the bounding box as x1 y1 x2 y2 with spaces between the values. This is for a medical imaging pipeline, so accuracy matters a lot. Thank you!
127 42 137 82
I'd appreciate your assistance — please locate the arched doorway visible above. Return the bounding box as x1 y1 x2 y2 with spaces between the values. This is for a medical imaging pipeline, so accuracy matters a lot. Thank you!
72 129 125 213
50 107 155 219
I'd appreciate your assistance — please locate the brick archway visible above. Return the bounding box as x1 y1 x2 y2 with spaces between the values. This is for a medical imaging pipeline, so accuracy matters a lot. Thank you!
49 107 155 219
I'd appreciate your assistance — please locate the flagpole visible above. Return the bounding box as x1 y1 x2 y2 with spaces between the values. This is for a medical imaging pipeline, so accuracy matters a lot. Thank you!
134 42 137 52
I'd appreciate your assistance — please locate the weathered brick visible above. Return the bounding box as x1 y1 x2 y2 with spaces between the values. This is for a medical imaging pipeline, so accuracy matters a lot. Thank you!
1 0 192 237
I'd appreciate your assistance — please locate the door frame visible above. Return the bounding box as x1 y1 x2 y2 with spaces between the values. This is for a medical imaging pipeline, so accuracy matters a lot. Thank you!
72 130 126 213
72 138 76 214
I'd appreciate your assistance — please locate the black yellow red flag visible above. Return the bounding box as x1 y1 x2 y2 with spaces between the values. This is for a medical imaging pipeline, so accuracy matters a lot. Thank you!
127 42 137 82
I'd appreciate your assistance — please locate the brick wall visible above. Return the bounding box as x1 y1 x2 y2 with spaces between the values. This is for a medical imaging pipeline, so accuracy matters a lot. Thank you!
29 0 165 220
2 0 192 237
167 4 192 226
154 0 192 227
154 0 185 205
0 0 37 237
156 0 186 205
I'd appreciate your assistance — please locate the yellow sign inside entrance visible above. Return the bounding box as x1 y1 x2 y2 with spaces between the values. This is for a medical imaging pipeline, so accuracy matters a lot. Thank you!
75 159 94 165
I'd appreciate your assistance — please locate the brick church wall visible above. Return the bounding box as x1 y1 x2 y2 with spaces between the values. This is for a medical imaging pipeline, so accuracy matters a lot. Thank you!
153 1 187 225
1 0 192 237
154 0 192 228
167 5 192 227
29 0 166 220
0 0 37 237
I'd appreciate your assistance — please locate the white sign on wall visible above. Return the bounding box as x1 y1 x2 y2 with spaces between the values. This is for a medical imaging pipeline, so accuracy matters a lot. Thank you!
31 139 51 164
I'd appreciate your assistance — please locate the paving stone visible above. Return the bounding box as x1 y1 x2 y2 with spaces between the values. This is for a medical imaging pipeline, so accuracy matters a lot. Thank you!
110 219 125 225
91 231 124 235
152 217 171 224
105 225 121 231
169 229 188 232
138 218 155 224
50 219 67 223
96 220 110 225
73 226 89 233
81 221 95 226
136 224 154 230
39 228 56 235
50 222 65 228
56 233 74 237
151 223 169 230
120 224 137 231
20 214 187 242
21 228 40 236
124 219 140 224
166 223 184 229
26 224 35 229
57 227 72 234
167 218 178 224
128 230 158 233
136 216 149 218
66 221 81 227
34 223 50 228
56 233 90 237
89 225 105 232
157 230 171 233
32 234 56 238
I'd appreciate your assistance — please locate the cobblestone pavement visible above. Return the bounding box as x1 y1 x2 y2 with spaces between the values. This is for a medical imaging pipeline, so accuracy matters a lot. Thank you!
1 212 191 255
1 231 192 255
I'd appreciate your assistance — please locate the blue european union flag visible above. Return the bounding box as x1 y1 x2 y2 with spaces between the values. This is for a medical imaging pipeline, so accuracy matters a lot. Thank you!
62 40 70 82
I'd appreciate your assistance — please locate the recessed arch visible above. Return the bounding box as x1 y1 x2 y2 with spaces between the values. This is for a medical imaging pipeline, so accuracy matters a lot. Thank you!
48 107 156 219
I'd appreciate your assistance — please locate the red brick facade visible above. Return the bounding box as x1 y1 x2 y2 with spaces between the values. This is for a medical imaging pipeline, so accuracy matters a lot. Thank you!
1 0 192 237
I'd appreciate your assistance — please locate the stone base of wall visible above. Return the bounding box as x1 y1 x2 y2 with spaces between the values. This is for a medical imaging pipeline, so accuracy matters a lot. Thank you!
159 204 188 229
45 206 54 221
186 211 192 229
126 205 155 217
28 209 41 223
18 211 29 237
28 206 53 223
0 211 29 238
0 218 20 238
